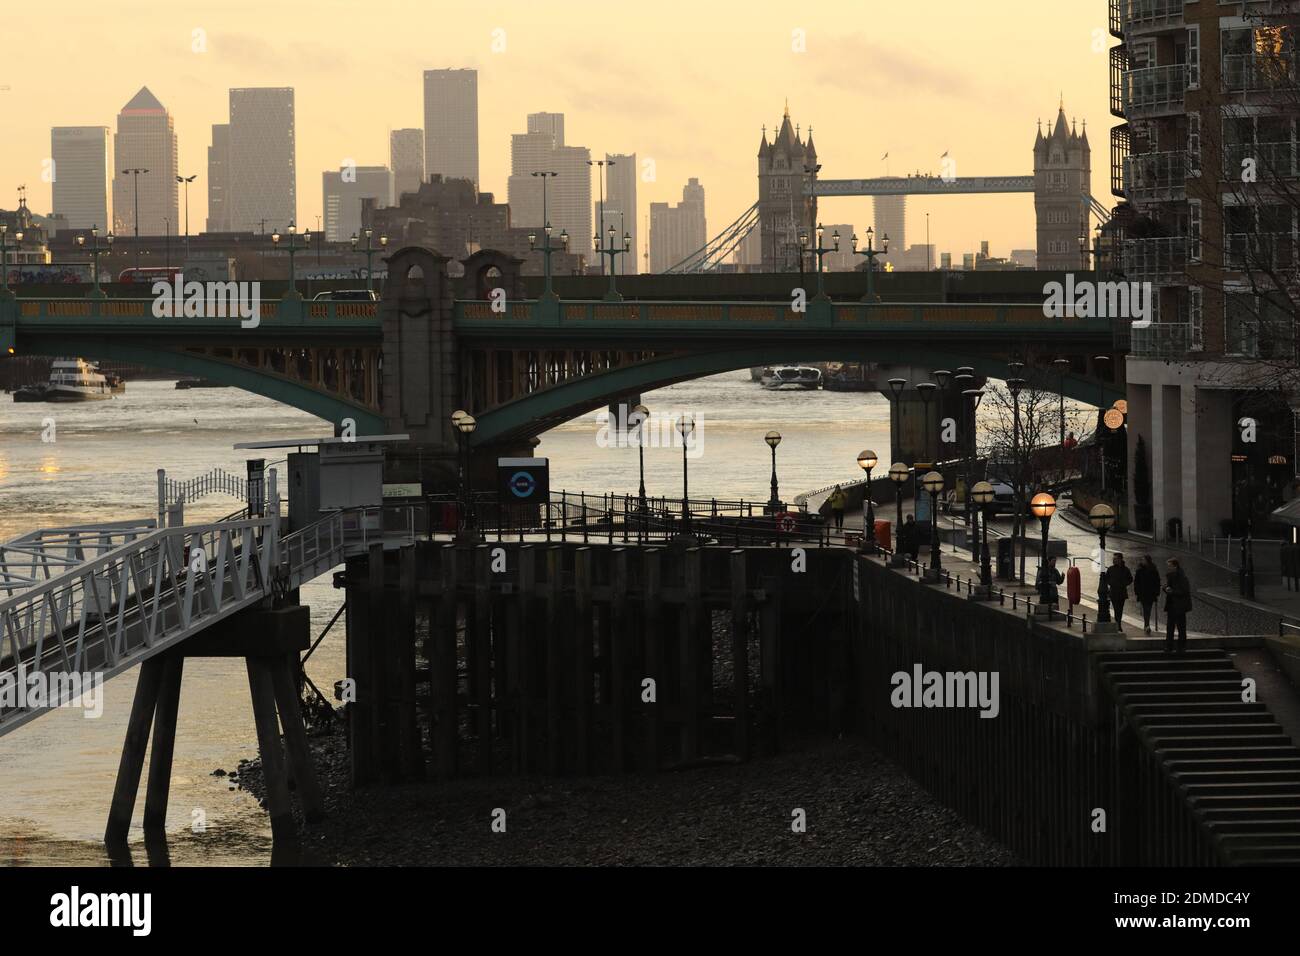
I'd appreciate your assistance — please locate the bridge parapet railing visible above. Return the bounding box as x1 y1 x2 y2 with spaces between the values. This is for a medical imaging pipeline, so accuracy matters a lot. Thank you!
0 518 273 736
455 300 1079 330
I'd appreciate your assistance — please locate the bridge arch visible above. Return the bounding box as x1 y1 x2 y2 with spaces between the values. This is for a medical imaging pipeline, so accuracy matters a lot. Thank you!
469 344 1125 446
17 337 385 432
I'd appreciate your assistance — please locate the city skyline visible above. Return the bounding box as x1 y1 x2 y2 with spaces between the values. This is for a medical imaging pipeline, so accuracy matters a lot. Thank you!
0 1 1110 261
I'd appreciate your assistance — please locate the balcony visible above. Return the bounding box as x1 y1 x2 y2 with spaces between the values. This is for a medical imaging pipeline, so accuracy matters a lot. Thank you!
1117 0 1184 34
1225 231 1296 272
1123 149 1188 201
1223 141 1297 180
1130 322 1198 359
1122 236 1188 280
1123 64 1188 118
1111 125 1131 198
1110 46 1129 117
1222 52 1297 93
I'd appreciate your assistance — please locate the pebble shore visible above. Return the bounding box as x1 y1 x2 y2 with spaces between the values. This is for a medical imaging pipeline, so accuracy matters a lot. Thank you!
235 728 1019 866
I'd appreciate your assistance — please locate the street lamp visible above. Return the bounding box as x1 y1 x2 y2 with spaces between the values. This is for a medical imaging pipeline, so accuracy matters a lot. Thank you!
962 386 985 537
858 449 878 552
122 167 149 271
922 471 945 578
766 430 783 513
798 223 839 299
351 228 388 292
851 227 889 302
916 381 938 465
632 403 650 512
889 461 908 566
678 415 696 535
76 226 112 298
1089 503 1117 622
272 222 306 300
587 158 614 276
595 225 631 300
887 377 907 462
529 170 560 299
971 480 994 591
453 410 478 538
177 174 197 260
1031 492 1057 602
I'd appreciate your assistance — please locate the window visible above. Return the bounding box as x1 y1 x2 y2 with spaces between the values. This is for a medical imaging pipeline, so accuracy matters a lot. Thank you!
1189 198 1202 261
1225 292 1257 356
1187 112 1201 175
1187 26 1201 89
1189 286 1203 351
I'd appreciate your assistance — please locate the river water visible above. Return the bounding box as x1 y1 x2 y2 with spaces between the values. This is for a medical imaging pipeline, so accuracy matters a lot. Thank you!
0 371 893 865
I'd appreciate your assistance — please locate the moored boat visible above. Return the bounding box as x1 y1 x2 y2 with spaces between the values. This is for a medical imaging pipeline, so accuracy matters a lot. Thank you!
760 365 822 390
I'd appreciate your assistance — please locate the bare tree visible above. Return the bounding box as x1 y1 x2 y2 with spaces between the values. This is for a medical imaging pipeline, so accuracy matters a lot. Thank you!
978 357 1092 581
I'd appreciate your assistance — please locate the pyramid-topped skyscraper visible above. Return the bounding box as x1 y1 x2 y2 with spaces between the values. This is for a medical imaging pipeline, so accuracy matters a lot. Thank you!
112 86 178 237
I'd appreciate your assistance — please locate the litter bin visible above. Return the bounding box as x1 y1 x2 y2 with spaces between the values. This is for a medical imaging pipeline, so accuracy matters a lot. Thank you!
996 537 1015 580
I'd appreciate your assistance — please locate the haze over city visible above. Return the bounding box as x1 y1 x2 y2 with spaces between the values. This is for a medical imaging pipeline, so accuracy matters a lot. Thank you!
2 0 1110 261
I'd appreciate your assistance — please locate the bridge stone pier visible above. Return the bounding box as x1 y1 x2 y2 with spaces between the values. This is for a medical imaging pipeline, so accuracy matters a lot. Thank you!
378 246 531 487
873 364 987 466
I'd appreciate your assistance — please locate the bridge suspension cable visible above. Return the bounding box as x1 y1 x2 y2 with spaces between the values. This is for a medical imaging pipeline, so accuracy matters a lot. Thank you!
662 202 759 274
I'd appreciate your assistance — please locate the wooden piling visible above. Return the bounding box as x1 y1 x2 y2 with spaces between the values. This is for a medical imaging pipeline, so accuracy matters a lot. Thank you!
729 550 750 761
516 545 536 774
643 548 663 772
544 546 562 775
473 544 493 774
680 548 702 761
432 544 459 779
610 548 629 772
574 548 594 774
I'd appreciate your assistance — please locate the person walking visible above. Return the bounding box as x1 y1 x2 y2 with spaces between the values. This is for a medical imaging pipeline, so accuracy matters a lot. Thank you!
1037 555 1064 607
828 485 847 532
1108 553 1133 628
900 513 919 561
1134 555 1161 634
1163 557 1192 653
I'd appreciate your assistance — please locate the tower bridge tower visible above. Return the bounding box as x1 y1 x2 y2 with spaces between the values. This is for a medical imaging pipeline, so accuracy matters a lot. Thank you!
757 104 818 272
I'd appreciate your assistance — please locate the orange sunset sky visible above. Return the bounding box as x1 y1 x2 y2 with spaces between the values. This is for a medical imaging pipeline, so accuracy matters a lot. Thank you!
0 0 1114 261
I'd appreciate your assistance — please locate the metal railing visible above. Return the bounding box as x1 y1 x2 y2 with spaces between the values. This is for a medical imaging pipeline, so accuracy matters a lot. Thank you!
1130 321 1199 358
1123 150 1188 201
1225 231 1295 271
0 518 274 737
0 519 158 600
1223 52 1297 93
1123 63 1188 118
1224 140 1297 180
164 467 247 506
1115 0 1184 33
1122 236 1188 279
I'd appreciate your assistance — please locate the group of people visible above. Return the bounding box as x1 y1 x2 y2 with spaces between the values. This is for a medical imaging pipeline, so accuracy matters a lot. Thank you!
1037 553 1192 652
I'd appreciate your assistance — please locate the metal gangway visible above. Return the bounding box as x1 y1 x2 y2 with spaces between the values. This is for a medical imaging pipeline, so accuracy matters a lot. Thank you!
0 477 415 738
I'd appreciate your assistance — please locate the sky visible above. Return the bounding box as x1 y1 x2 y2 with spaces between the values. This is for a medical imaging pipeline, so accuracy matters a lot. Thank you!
0 0 1113 262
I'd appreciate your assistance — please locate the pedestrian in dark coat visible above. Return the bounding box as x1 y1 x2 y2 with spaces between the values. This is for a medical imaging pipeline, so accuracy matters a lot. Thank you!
1163 558 1192 653
900 514 920 561
1107 553 1133 627
1133 555 1161 634
1037 556 1064 607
